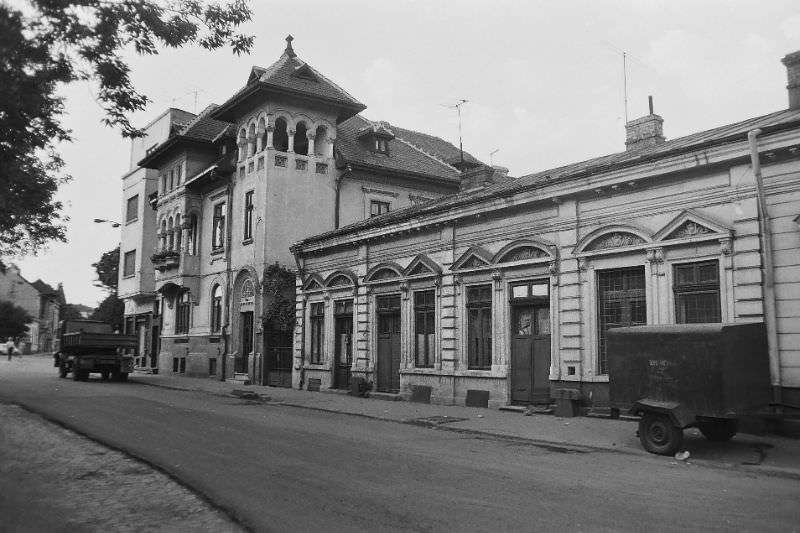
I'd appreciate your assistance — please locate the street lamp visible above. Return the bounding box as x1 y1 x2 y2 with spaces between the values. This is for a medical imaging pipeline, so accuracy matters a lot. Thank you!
94 218 121 228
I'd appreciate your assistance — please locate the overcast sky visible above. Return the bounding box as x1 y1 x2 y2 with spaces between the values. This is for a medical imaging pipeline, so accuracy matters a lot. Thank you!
12 0 800 306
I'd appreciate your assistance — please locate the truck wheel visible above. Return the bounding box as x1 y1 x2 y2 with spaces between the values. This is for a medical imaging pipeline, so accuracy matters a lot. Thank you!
71 361 82 381
59 362 67 378
698 419 738 442
639 413 683 455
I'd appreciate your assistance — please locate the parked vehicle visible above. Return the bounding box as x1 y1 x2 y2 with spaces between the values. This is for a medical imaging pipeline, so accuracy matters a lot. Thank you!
53 320 137 382
607 322 772 455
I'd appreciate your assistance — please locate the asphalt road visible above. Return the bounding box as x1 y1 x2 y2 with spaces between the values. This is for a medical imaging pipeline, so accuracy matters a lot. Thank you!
2 358 799 533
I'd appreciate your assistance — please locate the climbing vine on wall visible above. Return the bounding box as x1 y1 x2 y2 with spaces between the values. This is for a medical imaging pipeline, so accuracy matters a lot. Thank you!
262 263 296 331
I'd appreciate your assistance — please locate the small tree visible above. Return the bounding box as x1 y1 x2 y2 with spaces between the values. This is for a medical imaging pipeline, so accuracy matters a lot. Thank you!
91 246 124 328
262 263 296 331
0 300 33 340
89 294 125 331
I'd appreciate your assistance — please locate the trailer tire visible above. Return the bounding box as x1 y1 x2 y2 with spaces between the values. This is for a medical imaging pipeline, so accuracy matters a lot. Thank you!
698 419 738 442
639 413 683 455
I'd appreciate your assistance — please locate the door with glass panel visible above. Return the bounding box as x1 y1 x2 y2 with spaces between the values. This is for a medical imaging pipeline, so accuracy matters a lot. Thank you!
333 300 353 389
377 295 401 393
510 282 551 404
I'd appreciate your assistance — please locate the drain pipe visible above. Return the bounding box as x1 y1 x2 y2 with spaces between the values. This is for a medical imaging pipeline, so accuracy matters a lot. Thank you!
748 129 782 405
334 164 352 229
293 252 306 390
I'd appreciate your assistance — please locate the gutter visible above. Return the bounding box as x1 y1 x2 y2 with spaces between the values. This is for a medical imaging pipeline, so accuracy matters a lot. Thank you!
293 253 306 390
221 182 234 382
748 129 782 405
334 164 352 229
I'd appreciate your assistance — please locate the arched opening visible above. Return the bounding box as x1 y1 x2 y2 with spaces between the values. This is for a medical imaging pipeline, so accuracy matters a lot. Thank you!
257 117 266 151
167 217 174 250
247 122 256 157
188 214 198 255
315 125 329 157
174 214 182 253
211 284 223 333
160 219 167 251
294 121 309 155
238 128 247 161
273 117 289 152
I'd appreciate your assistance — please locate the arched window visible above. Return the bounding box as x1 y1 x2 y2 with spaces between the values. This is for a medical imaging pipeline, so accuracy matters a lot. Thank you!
238 128 247 161
188 214 198 255
211 285 223 333
174 214 182 253
273 117 288 152
247 122 256 157
257 117 267 151
160 219 167 251
167 217 174 250
294 121 309 155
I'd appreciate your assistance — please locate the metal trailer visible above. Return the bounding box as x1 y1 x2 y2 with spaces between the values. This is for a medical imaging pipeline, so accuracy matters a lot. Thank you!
607 323 773 455
54 320 138 382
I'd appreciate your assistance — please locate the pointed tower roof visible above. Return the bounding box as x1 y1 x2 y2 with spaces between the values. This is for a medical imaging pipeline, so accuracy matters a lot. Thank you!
212 36 366 123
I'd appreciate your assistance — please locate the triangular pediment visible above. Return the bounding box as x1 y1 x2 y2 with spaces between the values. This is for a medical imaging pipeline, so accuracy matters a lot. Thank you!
304 279 322 291
452 246 493 271
404 254 442 277
654 210 732 242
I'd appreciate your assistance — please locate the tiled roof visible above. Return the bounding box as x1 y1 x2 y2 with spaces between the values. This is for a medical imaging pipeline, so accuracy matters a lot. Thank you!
336 115 476 182
179 104 232 142
297 108 800 248
388 124 482 167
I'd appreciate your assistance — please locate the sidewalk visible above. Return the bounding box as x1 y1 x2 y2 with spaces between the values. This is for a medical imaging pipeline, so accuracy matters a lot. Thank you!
130 370 800 479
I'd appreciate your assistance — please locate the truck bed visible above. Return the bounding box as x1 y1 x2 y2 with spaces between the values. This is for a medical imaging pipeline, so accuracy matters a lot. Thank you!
61 332 138 353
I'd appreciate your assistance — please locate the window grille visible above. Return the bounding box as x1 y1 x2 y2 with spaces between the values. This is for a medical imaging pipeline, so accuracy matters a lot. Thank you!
597 267 646 374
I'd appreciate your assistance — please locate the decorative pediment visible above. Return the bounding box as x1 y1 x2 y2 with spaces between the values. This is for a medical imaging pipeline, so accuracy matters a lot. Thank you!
365 263 404 282
303 274 324 291
654 210 732 242
451 246 493 271
586 232 646 251
493 240 553 264
324 270 357 288
404 254 442 277
574 224 652 254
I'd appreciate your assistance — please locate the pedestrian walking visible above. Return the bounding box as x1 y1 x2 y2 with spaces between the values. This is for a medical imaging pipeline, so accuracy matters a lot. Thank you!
6 338 17 361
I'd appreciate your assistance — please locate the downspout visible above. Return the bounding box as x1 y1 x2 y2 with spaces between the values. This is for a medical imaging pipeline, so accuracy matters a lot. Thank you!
334 164 352 229
221 181 234 381
294 251 306 390
748 129 782 405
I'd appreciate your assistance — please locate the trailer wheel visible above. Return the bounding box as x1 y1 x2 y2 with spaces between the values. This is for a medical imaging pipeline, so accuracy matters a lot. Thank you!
639 413 683 455
698 419 738 442
58 362 67 378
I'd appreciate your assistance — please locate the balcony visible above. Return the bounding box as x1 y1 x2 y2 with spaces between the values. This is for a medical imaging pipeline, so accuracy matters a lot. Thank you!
150 250 180 272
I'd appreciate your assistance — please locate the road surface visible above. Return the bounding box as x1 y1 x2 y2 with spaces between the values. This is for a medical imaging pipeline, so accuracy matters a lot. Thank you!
1 357 798 532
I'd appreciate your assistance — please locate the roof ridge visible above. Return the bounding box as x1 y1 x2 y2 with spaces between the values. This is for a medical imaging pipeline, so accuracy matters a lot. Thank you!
392 135 461 173
179 104 222 135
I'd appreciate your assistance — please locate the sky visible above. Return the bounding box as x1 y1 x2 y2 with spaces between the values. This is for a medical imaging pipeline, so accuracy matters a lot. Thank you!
11 0 800 307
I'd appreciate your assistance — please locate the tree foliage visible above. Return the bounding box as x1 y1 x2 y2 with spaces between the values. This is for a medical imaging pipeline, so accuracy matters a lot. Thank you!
92 246 120 293
262 263 296 331
89 293 125 331
0 300 34 340
60 304 84 321
0 0 253 256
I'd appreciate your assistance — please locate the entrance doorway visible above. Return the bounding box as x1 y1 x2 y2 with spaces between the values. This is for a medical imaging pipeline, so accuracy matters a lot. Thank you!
333 300 353 389
238 311 253 374
509 282 551 404
264 321 292 388
376 295 401 393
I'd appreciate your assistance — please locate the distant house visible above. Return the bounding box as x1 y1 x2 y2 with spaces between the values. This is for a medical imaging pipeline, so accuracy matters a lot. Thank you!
0 263 64 352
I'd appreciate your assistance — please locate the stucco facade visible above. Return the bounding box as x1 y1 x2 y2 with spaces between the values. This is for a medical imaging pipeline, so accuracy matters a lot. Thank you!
0 264 63 352
292 52 800 409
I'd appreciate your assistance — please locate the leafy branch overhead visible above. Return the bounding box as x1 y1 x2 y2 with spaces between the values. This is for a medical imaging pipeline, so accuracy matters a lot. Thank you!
0 1 253 256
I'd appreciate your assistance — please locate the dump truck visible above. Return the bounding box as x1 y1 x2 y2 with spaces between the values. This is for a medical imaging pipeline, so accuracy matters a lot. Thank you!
53 319 138 382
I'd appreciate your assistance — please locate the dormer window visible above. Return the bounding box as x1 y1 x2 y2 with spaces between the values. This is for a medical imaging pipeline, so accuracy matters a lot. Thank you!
375 138 388 153
357 120 394 155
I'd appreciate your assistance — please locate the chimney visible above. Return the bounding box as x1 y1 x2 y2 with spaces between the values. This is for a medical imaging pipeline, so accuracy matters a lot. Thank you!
460 165 511 191
781 50 800 110
625 96 665 151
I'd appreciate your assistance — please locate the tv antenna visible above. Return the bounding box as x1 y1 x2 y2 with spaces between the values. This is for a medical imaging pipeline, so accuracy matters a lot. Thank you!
489 148 499 166
623 51 629 123
442 99 468 166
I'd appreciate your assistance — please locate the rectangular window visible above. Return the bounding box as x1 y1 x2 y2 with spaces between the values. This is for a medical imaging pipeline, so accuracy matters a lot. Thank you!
414 290 436 367
466 285 492 369
212 202 226 249
674 260 721 324
310 302 325 364
243 190 254 240
126 195 139 223
123 250 136 277
160 175 166 195
169 169 174 190
597 267 646 375
175 164 182 185
370 200 390 217
175 293 191 335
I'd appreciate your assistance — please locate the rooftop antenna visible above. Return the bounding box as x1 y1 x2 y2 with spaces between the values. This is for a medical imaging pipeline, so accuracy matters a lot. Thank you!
489 148 499 166
442 99 468 166
623 51 629 123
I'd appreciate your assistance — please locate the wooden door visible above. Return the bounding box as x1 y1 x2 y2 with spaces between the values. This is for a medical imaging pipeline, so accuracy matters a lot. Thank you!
334 316 352 389
510 304 551 404
238 311 253 374
264 322 292 388
377 312 401 393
